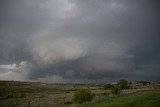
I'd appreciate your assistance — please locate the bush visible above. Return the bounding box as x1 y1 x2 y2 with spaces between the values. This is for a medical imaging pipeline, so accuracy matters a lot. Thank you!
0 88 7 97
140 81 151 85
111 85 121 96
117 79 129 89
6 93 14 98
103 84 113 90
74 89 93 103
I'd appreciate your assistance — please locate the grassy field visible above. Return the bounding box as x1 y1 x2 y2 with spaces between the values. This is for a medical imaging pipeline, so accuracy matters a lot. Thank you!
87 87 160 107
0 80 159 107
0 81 101 107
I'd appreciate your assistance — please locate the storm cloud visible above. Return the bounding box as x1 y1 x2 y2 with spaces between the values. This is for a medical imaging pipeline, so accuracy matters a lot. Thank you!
0 0 160 83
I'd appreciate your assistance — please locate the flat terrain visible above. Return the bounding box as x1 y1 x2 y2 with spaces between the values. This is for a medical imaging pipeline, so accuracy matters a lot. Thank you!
0 81 159 107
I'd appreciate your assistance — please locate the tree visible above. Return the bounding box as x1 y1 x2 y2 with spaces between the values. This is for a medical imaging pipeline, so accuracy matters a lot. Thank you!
117 79 129 89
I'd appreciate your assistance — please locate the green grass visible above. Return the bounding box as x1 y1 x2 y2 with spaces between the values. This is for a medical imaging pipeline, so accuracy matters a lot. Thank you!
0 81 97 106
0 81 76 99
0 81 159 107
87 88 160 107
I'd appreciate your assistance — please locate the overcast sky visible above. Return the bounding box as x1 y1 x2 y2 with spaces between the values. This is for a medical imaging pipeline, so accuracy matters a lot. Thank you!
0 0 160 83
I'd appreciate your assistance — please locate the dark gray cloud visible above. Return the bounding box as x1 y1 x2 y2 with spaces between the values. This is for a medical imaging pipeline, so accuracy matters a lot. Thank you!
0 0 160 83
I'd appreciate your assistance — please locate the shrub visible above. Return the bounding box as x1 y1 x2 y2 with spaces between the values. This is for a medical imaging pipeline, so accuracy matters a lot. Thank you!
101 92 109 96
0 88 7 97
19 93 26 98
103 84 113 90
111 85 121 96
140 81 151 85
117 79 129 89
6 93 14 98
74 89 93 103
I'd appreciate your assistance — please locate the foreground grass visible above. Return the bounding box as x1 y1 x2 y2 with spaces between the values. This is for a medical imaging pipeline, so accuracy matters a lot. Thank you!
87 87 160 107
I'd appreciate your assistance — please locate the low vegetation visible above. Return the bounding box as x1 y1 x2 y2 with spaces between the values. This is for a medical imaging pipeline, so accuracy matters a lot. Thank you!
0 80 159 107
117 79 130 89
87 88 160 107
103 83 113 90
103 79 130 96
111 85 121 96
74 89 93 103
